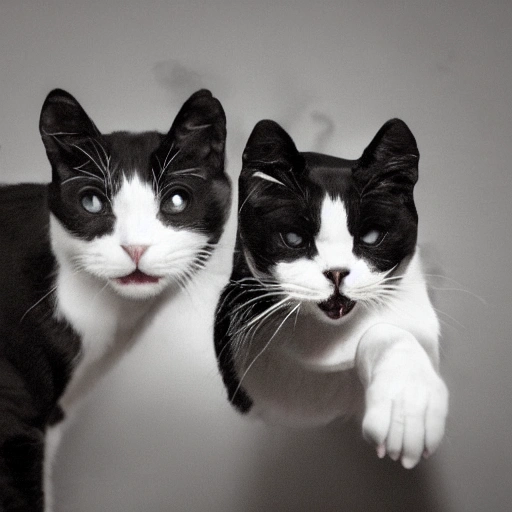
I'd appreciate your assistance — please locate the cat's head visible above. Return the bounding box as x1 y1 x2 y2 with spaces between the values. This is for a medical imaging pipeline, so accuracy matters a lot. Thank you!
40 88 230 300
237 118 419 322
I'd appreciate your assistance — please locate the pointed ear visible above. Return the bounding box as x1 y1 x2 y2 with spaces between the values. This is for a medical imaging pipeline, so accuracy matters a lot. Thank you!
356 118 419 188
39 89 102 181
153 89 226 179
242 120 302 176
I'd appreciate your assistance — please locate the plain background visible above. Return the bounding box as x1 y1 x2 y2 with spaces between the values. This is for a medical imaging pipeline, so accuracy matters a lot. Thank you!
1 1 511 511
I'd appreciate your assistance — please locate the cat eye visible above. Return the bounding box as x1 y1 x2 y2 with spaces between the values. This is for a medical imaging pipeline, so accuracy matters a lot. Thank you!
281 231 305 249
161 189 190 214
360 229 383 246
81 192 104 214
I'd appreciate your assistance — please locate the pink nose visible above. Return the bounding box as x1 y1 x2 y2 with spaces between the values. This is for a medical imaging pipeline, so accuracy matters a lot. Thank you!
122 245 149 265
323 269 350 289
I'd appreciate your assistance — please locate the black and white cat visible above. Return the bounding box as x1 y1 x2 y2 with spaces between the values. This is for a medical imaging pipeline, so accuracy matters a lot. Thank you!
0 88 230 510
214 118 448 469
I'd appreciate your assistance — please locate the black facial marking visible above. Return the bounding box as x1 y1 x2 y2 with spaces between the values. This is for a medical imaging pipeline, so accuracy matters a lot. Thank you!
236 118 419 275
39 88 231 244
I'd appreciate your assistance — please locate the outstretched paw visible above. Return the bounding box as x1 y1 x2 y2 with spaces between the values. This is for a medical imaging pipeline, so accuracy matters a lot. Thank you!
362 363 448 468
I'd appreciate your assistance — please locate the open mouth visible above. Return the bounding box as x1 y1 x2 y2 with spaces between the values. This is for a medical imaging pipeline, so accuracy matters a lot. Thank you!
318 293 356 320
116 269 160 285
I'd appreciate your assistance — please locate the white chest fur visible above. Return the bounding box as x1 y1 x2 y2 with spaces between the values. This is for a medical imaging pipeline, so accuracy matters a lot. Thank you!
54 258 154 410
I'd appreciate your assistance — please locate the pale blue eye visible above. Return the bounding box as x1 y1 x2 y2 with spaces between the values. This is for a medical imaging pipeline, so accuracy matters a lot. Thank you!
361 229 381 245
171 193 186 211
283 232 304 248
81 193 103 214
162 190 189 214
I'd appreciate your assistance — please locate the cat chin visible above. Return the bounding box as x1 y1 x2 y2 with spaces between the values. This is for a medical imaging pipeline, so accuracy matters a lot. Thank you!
108 277 170 300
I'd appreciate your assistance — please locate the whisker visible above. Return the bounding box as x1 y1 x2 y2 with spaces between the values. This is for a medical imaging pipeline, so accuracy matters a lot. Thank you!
61 175 104 186
20 286 57 323
229 297 290 339
71 144 106 180
218 291 292 323
233 302 300 401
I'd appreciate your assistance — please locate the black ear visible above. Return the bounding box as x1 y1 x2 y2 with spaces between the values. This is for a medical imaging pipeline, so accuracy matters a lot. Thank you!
242 120 302 176
152 89 226 179
356 118 419 188
39 89 103 181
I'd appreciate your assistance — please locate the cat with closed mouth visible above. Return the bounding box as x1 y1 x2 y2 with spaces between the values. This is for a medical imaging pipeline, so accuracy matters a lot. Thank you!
0 88 230 510
215 118 448 469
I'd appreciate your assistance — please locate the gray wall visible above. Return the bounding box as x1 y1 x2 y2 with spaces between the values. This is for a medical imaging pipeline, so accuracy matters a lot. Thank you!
1 1 511 510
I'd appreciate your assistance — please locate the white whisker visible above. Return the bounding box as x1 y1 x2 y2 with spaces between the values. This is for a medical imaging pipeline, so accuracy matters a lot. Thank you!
20 286 57 323
233 302 300 401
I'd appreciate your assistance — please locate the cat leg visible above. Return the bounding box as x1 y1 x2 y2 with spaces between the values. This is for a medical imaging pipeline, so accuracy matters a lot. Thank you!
0 360 46 510
355 323 448 468
0 421 45 511
43 421 64 512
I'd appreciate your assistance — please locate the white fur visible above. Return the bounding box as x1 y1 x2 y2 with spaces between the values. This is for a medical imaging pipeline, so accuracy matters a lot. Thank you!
44 175 210 508
251 171 286 186
51 174 209 407
237 194 448 468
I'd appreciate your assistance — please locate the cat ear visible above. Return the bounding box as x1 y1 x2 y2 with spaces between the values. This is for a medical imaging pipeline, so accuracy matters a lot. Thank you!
39 89 103 181
242 120 302 176
153 89 226 179
356 118 419 188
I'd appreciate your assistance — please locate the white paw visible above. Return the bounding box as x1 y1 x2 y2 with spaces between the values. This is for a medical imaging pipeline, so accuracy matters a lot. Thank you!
362 357 448 469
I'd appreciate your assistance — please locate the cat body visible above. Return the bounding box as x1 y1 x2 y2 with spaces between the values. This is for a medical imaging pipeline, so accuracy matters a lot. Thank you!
0 89 230 510
215 119 448 469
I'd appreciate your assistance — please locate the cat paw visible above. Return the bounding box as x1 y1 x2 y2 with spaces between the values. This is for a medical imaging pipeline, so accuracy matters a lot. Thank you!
362 361 448 469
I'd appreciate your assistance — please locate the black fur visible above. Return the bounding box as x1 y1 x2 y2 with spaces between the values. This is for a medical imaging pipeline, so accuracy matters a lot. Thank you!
0 89 230 509
214 118 419 412
0 184 79 509
41 88 230 244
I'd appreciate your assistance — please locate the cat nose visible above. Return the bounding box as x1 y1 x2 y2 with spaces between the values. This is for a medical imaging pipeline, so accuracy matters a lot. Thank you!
122 245 149 265
323 269 349 289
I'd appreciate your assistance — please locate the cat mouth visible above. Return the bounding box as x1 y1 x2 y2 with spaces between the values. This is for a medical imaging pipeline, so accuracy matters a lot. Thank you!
116 269 160 285
318 293 356 320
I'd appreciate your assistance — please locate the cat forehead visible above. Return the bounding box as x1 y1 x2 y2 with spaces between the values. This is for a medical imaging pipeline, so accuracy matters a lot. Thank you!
112 174 156 210
103 131 164 180
303 152 355 198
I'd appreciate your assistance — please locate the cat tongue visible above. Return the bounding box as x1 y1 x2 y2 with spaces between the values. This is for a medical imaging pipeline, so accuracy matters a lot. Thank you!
318 294 356 320
117 269 159 285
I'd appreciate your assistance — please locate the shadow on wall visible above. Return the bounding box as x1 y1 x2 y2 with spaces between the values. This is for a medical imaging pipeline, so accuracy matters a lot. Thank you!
246 419 450 512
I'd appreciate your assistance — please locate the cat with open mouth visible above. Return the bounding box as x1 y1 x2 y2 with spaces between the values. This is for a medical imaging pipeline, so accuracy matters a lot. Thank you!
214 118 448 469
0 88 230 510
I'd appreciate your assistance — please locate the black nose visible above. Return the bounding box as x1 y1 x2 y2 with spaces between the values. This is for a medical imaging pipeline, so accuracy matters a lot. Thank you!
323 269 349 289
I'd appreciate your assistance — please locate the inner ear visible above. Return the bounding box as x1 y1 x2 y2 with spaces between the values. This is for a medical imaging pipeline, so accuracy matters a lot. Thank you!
152 89 226 180
242 120 302 175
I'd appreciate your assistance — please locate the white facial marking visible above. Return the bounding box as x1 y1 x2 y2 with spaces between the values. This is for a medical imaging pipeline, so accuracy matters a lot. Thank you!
314 196 354 271
270 194 390 322
273 196 356 305
51 174 209 301
252 171 285 186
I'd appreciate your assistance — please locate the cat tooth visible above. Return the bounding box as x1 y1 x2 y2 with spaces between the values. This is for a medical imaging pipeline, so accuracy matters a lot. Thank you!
376 444 386 459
